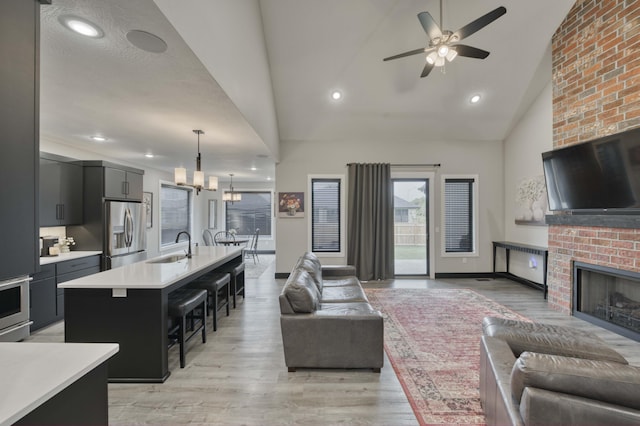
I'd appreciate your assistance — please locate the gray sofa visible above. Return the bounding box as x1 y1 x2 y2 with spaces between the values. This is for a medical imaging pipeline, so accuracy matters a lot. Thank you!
480 316 640 425
278 252 383 372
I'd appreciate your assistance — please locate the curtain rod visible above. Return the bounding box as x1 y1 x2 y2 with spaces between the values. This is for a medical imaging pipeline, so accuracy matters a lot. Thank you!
346 163 441 167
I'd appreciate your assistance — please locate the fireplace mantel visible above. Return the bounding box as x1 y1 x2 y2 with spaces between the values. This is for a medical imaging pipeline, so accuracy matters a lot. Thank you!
545 214 640 229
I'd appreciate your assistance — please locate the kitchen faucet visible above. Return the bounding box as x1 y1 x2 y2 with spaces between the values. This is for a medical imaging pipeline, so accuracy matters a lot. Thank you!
175 231 192 258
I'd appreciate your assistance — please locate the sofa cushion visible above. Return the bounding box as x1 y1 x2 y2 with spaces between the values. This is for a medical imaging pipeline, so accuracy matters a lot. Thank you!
322 276 361 287
316 302 381 316
295 257 323 292
511 351 640 411
283 269 320 313
482 316 628 364
321 285 368 303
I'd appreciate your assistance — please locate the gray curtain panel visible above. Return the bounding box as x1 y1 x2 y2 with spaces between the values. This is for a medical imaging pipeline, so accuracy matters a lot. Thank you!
347 163 394 280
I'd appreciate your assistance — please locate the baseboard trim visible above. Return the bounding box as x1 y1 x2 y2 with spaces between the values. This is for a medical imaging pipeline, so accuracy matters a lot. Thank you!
435 272 495 279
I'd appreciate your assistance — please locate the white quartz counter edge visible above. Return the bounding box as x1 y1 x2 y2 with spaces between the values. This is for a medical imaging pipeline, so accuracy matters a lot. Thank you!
40 251 102 265
0 342 118 426
58 246 243 290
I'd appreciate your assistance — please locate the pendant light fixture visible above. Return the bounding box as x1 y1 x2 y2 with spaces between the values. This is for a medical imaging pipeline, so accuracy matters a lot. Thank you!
222 173 242 204
174 130 218 195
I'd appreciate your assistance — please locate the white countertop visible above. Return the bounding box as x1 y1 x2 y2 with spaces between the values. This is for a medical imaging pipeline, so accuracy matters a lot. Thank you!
0 342 118 426
40 250 102 266
58 246 243 290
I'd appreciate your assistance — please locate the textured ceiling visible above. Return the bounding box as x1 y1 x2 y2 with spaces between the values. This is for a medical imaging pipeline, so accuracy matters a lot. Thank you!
38 0 576 182
40 0 274 182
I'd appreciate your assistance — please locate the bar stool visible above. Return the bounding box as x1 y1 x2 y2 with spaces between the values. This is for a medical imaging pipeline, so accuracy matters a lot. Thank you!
167 288 207 368
188 272 230 331
221 262 245 308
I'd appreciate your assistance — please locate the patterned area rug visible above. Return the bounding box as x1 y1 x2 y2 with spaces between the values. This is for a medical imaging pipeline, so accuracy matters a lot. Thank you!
365 288 528 426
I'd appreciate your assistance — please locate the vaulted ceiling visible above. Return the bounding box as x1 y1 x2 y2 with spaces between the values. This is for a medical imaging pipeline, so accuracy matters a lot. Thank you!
38 0 576 182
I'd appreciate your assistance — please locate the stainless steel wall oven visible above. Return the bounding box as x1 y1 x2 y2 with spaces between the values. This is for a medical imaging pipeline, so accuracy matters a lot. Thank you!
0 276 31 341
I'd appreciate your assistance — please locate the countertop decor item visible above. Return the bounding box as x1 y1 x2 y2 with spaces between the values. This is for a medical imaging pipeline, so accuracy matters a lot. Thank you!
58 236 75 253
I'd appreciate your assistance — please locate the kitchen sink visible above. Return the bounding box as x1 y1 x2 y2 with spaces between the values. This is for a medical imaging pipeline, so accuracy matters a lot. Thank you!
146 254 188 264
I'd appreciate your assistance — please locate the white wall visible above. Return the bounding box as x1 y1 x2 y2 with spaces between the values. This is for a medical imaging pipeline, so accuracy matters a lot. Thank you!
275 138 504 275
502 80 553 282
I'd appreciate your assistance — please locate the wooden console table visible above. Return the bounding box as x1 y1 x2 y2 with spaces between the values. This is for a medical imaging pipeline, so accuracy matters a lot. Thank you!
492 241 549 299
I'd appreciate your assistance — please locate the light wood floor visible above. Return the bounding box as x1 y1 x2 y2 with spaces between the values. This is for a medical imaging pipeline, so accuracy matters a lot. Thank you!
28 258 640 425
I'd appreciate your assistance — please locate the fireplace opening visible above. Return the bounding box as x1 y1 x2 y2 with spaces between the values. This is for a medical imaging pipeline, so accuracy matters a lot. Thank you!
573 261 640 342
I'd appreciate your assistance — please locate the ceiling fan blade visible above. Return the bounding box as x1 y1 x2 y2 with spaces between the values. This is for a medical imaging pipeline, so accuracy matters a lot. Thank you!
451 6 506 42
417 11 442 42
420 62 435 78
383 47 427 62
453 44 490 59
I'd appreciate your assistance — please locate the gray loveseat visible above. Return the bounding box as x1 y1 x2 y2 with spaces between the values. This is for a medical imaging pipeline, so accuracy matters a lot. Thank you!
278 252 383 372
480 316 640 425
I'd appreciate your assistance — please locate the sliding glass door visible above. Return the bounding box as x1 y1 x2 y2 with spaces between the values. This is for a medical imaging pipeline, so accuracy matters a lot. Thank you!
393 179 429 276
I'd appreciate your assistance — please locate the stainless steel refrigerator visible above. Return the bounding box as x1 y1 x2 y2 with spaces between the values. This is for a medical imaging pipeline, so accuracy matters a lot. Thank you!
105 201 147 269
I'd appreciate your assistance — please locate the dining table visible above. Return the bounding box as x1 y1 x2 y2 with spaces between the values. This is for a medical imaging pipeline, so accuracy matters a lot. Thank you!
217 238 249 246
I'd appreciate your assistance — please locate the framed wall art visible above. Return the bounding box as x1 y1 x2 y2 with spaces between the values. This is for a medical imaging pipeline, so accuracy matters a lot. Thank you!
278 192 304 218
143 191 153 228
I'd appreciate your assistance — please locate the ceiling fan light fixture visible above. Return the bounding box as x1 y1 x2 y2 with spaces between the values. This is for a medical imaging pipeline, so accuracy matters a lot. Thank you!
426 51 437 65
437 45 449 57
446 49 458 62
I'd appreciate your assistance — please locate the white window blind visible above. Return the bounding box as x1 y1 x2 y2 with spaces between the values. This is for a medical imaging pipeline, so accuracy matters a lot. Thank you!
444 178 474 253
225 192 272 237
160 184 191 246
311 179 340 252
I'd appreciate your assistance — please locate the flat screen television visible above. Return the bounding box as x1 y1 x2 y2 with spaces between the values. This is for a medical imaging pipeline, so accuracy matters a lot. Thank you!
542 126 640 212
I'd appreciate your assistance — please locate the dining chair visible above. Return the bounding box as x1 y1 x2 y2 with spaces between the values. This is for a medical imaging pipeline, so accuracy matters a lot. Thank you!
202 229 214 246
244 228 260 263
214 231 234 246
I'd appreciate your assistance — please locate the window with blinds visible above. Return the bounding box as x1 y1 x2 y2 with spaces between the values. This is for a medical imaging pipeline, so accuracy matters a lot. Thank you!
160 184 192 246
225 192 272 237
311 179 341 252
444 178 474 253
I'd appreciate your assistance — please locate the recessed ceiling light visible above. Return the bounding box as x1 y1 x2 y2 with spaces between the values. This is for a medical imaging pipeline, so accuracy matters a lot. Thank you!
331 90 343 101
90 136 107 142
470 94 481 104
266 177 272 181
59 16 104 38
250 167 257 171
145 153 154 158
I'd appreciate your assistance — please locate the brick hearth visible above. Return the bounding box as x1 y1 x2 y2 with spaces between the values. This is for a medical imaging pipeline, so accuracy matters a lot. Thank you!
549 0 640 314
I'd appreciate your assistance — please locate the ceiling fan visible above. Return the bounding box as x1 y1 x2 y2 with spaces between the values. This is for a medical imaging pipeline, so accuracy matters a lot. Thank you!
383 1 507 78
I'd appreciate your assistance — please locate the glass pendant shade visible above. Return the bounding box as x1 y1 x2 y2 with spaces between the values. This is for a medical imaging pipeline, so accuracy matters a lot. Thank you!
208 176 218 191
175 167 187 185
193 170 204 188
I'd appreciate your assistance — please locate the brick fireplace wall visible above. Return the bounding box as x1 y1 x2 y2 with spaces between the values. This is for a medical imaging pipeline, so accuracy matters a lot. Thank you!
549 0 640 313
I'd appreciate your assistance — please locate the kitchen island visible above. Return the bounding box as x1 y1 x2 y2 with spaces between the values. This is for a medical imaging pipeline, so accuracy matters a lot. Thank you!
0 342 118 426
60 246 243 383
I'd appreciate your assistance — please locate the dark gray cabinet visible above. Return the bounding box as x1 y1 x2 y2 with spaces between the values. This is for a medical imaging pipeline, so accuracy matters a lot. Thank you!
29 264 56 331
30 255 100 332
104 166 143 200
0 0 48 281
39 154 83 226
